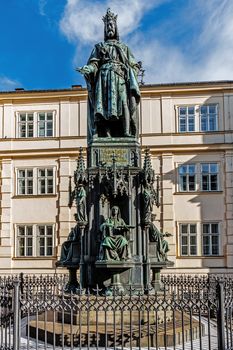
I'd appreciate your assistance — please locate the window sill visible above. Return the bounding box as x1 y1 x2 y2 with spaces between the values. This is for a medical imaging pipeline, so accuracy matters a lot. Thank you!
177 130 219 134
16 136 55 140
174 191 223 195
12 256 57 260
177 255 223 259
13 194 57 199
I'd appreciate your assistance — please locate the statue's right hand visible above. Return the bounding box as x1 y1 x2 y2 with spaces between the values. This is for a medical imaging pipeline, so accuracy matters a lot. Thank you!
76 65 92 75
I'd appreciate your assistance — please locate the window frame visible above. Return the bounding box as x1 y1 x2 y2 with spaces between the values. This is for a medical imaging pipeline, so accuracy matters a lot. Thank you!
17 168 34 195
178 164 196 192
16 111 55 138
37 111 54 137
37 168 55 195
200 104 218 132
176 103 219 133
36 225 54 257
16 225 33 257
18 112 34 138
200 163 219 192
15 224 55 258
16 167 56 196
179 223 198 256
202 223 220 256
178 106 196 132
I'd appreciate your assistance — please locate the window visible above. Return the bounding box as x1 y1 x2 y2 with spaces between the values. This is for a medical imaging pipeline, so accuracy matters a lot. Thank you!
178 106 195 132
18 113 34 138
201 163 219 191
178 162 220 192
16 224 54 257
200 105 218 131
17 169 33 195
180 224 197 256
17 226 33 256
17 111 54 138
179 164 196 191
37 168 54 194
202 223 219 256
38 112 53 137
37 225 54 256
177 104 218 133
16 167 56 196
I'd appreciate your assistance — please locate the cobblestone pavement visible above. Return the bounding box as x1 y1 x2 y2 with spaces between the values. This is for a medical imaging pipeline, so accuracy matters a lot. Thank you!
3 318 219 350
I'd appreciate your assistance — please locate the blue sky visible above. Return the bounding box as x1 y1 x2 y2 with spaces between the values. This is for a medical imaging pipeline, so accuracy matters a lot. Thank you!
0 0 232 91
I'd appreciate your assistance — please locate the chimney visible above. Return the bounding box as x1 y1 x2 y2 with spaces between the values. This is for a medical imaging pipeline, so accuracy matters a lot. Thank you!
71 85 82 90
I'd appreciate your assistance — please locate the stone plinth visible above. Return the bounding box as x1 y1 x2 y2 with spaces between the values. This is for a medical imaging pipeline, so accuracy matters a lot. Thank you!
88 137 141 168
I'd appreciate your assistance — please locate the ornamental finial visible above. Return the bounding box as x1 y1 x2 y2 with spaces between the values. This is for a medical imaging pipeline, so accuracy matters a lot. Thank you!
102 8 117 24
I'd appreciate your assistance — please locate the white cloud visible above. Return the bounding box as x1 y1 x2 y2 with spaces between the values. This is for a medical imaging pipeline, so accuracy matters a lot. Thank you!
60 0 233 83
0 76 21 91
130 0 233 83
60 0 167 44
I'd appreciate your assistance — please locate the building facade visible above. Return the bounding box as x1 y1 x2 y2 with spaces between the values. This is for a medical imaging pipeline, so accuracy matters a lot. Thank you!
0 81 233 275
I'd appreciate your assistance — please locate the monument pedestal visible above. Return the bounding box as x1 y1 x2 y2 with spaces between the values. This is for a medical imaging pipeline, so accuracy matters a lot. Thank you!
88 137 141 168
96 260 134 294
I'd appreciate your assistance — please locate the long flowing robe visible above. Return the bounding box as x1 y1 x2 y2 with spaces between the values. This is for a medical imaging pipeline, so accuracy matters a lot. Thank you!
84 40 140 139
100 217 130 261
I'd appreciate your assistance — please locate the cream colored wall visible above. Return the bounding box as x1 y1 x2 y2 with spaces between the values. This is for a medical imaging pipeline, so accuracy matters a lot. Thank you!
141 89 233 273
0 85 232 274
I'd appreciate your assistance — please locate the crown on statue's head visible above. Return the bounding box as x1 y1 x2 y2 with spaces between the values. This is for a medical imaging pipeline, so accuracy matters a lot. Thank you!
102 8 117 24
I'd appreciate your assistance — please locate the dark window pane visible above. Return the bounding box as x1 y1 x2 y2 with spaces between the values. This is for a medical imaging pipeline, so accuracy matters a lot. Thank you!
210 175 218 190
179 107 186 115
190 245 197 255
18 227 25 235
202 175 209 190
189 175 195 191
20 114 26 121
39 169 45 177
203 224 209 234
190 236 196 245
181 225 188 234
27 227 33 235
47 169 53 177
40 247 45 256
47 226 53 235
209 116 216 131
201 117 207 131
188 107 194 114
181 176 187 191
47 247 53 256
211 224 218 234
39 226 45 235
190 225 196 234
201 106 207 114
181 246 188 255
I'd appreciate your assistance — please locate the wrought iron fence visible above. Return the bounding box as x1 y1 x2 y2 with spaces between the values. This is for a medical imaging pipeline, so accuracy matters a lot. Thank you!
0 274 232 350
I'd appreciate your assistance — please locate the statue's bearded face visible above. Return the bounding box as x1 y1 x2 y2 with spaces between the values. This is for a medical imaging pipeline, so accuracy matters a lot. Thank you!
106 20 116 38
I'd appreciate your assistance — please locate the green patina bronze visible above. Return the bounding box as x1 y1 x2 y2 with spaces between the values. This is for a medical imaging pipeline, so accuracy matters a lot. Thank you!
149 214 172 262
56 9 173 294
78 8 140 140
99 206 131 261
